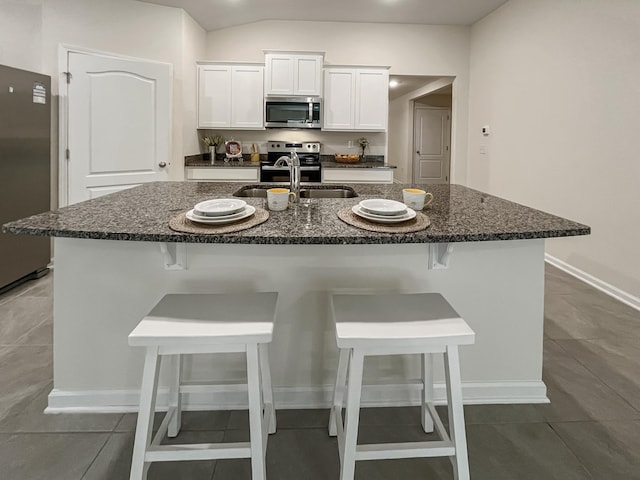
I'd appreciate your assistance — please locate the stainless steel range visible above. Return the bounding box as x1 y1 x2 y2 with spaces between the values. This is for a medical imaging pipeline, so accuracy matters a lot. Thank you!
261 141 321 183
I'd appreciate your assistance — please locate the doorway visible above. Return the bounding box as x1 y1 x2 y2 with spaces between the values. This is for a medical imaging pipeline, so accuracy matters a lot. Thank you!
412 86 452 184
60 48 171 206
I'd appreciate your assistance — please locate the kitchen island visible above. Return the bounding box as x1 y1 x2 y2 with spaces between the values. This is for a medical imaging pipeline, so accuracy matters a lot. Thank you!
3 182 589 412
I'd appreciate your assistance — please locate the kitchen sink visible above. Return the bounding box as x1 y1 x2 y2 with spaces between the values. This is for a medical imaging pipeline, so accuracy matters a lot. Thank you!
299 188 358 198
233 186 358 199
233 187 269 198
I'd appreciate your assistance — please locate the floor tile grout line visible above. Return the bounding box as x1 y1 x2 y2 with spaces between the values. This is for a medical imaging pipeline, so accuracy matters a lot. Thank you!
546 421 597 480
0 382 53 430
552 339 640 417
0 278 50 306
79 432 112 480
13 315 53 346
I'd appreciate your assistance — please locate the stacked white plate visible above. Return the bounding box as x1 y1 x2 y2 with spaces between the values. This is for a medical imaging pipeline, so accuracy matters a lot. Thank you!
186 198 255 225
352 199 416 224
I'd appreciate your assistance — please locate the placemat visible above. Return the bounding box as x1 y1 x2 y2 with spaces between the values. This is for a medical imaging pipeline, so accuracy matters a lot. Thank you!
169 208 269 234
337 207 430 233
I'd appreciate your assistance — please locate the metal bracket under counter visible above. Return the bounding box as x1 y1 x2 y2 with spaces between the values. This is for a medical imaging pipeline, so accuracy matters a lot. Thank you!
428 243 454 269
159 243 187 270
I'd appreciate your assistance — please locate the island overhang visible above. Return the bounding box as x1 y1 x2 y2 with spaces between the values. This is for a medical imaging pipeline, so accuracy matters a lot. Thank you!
2 182 590 413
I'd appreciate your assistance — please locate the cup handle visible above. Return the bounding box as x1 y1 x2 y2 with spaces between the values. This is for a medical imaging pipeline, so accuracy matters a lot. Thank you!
424 192 434 207
288 192 297 203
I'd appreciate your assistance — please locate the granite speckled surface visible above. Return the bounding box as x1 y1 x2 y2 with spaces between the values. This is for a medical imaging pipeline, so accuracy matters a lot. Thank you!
185 153 261 168
2 182 590 245
321 154 395 169
321 161 396 169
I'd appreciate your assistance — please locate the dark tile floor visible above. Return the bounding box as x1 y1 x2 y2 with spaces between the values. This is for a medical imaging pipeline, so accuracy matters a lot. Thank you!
0 265 638 479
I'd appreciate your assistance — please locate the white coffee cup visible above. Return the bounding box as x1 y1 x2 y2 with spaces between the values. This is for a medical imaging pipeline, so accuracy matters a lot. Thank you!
402 188 433 210
267 188 296 211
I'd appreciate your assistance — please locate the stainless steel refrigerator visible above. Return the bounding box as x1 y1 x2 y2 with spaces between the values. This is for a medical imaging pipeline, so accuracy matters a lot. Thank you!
0 64 51 291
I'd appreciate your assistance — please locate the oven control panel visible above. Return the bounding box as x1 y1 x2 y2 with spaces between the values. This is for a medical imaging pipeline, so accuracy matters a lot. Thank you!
267 141 320 154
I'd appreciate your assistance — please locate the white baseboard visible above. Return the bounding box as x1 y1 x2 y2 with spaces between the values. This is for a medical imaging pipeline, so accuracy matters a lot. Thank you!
45 381 548 414
545 254 640 312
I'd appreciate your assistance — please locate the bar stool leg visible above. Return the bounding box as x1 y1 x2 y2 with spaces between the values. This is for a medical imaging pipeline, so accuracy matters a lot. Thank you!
340 349 364 480
247 344 267 480
130 347 161 480
444 345 470 480
329 348 350 437
168 354 182 438
421 352 435 433
259 343 277 434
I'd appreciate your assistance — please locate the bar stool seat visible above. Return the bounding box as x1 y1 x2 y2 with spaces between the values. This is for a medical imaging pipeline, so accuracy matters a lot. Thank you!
329 292 475 480
128 292 278 480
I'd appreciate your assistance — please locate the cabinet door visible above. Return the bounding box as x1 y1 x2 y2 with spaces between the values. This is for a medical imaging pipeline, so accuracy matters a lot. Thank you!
323 69 355 130
355 69 389 131
186 167 259 182
294 55 323 96
198 65 232 128
265 54 294 95
231 66 264 129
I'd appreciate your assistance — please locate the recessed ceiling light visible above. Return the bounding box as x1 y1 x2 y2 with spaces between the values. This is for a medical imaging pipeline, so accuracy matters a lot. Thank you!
389 80 399 88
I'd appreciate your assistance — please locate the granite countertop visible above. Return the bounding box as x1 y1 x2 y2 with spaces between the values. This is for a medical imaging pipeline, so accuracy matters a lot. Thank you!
185 154 395 169
321 161 397 169
185 154 260 168
2 182 590 245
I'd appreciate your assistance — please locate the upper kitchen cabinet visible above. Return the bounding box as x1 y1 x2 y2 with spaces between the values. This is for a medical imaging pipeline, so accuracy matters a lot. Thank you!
198 63 264 129
264 52 324 97
323 67 389 132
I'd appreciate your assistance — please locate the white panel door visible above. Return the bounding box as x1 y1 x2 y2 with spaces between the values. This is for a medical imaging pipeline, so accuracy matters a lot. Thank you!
198 65 232 128
413 107 451 184
231 65 264 129
323 69 355 130
354 69 389 131
66 52 170 205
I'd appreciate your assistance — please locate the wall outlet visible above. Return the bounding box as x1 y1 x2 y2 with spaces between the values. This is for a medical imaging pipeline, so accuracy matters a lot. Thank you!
347 140 354 148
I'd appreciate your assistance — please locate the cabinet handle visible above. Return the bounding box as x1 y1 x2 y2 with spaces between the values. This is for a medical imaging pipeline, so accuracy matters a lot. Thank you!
416 150 420 155
158 162 167 168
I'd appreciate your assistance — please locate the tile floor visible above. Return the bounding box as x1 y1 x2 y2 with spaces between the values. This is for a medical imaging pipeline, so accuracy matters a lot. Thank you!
0 265 638 479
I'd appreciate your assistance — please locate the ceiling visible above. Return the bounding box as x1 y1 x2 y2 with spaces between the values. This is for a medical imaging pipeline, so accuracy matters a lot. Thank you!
138 0 508 32
388 76 452 100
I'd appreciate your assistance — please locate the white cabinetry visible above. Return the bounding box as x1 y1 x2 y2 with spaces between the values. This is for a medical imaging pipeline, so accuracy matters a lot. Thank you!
323 67 389 131
265 53 323 96
322 168 393 184
186 167 259 182
198 64 264 129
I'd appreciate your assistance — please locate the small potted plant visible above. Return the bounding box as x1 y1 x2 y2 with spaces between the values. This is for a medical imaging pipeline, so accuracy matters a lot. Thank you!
202 134 225 160
357 137 369 159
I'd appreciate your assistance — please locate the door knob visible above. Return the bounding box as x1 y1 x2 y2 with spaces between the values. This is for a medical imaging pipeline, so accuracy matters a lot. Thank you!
158 162 167 168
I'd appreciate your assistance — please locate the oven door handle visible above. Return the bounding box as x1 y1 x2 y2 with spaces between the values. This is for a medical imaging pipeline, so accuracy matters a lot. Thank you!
262 165 320 171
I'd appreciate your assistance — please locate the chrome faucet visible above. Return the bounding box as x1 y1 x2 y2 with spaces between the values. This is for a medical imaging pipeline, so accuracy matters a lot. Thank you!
274 150 301 203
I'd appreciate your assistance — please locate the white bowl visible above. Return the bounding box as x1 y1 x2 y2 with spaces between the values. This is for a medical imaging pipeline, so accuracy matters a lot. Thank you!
358 199 407 216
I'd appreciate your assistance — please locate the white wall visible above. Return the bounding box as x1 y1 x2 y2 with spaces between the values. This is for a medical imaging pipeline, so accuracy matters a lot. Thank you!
0 0 206 183
179 12 207 170
468 0 640 298
205 21 471 184
0 1 43 72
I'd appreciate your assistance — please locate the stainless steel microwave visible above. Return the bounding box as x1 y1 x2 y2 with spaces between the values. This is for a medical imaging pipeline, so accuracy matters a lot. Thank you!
265 96 322 129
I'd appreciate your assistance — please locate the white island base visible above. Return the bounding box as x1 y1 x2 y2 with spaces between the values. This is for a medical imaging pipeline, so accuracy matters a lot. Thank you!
48 237 547 413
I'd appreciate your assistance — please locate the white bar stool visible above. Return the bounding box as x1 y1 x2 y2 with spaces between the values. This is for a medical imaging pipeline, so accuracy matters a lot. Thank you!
128 292 278 480
328 292 475 480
